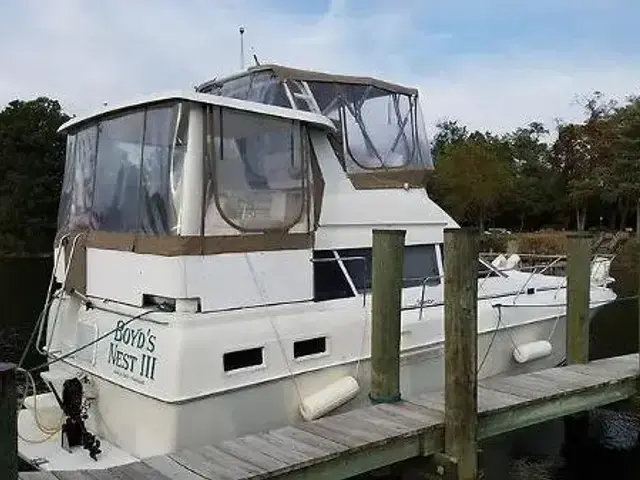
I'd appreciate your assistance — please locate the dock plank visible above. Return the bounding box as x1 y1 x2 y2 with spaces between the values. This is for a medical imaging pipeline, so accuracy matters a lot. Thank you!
480 370 582 400
369 402 443 430
19 474 58 480
217 437 292 472
529 367 612 389
142 455 206 480
477 385 525 413
169 444 266 480
408 391 445 412
271 425 347 455
47 472 94 480
104 461 173 480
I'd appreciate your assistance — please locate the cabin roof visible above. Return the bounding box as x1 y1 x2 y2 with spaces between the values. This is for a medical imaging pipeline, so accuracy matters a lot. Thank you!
58 90 337 133
196 63 419 97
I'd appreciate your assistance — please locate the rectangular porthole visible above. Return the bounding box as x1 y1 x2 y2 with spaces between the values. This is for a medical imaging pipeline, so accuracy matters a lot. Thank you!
294 337 326 359
223 347 263 372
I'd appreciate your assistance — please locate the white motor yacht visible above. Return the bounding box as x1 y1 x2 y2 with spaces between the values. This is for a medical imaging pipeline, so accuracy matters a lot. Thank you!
17 64 616 471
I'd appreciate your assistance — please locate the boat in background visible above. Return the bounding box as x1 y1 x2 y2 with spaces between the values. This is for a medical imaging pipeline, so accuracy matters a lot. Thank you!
17 64 616 472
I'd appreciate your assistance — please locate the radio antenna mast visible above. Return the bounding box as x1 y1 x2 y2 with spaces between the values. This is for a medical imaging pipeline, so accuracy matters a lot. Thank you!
239 26 245 70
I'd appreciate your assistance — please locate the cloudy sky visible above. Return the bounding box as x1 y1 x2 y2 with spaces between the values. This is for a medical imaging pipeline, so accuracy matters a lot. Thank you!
1 0 639 135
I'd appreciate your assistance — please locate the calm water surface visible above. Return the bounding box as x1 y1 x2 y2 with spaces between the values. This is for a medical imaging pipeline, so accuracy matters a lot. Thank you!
2 257 639 478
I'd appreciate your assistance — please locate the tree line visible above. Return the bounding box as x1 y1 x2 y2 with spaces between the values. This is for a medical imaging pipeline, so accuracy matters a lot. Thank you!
0 91 639 254
428 92 640 233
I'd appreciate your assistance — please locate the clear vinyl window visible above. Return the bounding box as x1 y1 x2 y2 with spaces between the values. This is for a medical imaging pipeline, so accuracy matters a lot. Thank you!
57 102 185 235
207 107 308 232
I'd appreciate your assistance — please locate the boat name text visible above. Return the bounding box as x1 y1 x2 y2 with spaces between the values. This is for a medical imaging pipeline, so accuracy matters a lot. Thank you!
107 321 158 382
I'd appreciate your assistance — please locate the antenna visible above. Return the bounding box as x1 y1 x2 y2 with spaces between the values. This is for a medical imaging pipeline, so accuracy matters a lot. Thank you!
239 26 245 70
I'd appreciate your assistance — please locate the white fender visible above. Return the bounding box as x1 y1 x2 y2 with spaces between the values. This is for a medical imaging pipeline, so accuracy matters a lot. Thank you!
299 376 360 421
513 340 552 364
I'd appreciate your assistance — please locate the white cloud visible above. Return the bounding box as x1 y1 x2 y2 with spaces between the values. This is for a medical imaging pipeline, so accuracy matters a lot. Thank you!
416 54 640 136
0 0 638 138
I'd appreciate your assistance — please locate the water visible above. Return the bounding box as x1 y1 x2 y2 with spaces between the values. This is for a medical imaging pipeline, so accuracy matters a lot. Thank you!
0 256 52 370
2 257 640 478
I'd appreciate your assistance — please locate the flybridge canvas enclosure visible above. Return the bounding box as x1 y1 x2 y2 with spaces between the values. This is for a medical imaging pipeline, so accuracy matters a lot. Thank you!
197 64 434 174
58 103 184 235
56 94 330 241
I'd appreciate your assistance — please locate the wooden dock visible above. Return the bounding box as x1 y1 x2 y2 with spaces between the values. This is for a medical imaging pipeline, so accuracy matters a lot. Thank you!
16 354 640 480
7 229 640 480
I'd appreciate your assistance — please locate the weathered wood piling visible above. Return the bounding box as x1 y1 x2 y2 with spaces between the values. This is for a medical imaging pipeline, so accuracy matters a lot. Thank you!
370 229 406 404
1 363 18 480
566 232 592 365
441 228 479 480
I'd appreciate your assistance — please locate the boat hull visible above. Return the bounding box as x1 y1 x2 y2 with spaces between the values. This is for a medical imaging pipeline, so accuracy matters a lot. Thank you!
19 308 575 471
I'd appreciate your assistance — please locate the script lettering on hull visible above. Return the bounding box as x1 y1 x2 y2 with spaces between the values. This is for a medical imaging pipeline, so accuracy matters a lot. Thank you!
107 320 158 384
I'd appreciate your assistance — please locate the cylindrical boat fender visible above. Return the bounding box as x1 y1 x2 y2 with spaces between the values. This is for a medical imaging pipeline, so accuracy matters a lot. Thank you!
505 254 521 270
299 376 360 421
513 340 552 364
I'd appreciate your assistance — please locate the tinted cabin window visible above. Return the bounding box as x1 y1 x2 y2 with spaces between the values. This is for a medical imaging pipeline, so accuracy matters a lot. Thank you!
312 250 355 301
312 245 441 301
223 347 263 372
294 337 326 358
339 248 372 293
339 245 440 291
403 245 440 287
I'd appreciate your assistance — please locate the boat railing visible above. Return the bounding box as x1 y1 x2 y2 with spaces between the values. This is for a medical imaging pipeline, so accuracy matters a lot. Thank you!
310 252 614 320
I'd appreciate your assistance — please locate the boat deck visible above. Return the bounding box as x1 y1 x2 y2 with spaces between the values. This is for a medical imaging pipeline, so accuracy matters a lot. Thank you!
19 353 640 480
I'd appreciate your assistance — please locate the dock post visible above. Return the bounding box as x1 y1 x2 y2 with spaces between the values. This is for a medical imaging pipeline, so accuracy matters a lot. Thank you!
442 228 479 480
566 232 592 365
369 229 406 404
0 363 18 480
563 233 592 462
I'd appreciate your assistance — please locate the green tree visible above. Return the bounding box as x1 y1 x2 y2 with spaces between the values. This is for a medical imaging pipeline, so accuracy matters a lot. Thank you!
605 96 640 230
433 131 513 230
430 119 469 159
0 97 70 254
503 122 554 231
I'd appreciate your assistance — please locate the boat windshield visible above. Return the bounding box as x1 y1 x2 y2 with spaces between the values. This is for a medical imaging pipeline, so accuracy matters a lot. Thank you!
199 67 434 173
57 102 186 235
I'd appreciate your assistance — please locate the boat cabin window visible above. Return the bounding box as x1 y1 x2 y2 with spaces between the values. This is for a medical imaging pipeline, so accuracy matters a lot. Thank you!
205 108 309 232
203 70 290 108
58 102 185 235
312 244 440 301
223 347 264 372
306 83 433 173
294 337 327 358
58 126 98 231
312 250 356 301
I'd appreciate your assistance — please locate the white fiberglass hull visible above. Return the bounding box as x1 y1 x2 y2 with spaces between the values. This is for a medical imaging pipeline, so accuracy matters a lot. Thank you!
18 305 581 472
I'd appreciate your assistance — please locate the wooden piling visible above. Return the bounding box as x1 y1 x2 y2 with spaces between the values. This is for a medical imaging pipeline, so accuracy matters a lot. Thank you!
369 229 406 404
0 363 18 480
566 232 592 365
443 228 479 480
562 233 592 462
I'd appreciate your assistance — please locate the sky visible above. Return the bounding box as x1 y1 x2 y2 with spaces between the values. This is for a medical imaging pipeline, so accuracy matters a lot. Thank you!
1 0 639 137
